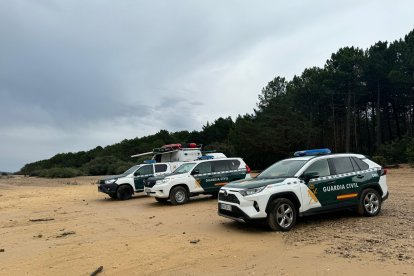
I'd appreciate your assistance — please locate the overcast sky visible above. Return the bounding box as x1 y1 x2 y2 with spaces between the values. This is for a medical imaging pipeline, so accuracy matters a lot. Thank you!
1 0 413 171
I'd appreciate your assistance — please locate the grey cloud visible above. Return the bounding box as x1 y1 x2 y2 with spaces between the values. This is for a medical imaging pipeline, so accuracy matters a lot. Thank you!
1 0 413 171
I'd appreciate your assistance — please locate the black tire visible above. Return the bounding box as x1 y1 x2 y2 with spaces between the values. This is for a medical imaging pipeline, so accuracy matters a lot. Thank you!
358 188 381 216
267 198 297 231
210 192 219 198
155 197 168 203
109 194 117 199
169 186 189 205
116 185 133 200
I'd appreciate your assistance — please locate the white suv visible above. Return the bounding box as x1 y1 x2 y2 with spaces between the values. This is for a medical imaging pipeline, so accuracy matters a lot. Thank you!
144 158 251 204
218 150 388 231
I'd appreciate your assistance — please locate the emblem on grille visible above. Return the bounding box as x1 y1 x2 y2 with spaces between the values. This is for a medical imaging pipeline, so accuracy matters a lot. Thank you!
223 190 228 196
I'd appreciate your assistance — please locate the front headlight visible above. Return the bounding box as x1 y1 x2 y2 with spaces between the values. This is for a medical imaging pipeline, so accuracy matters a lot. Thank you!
155 178 169 185
239 186 266 197
105 179 117 184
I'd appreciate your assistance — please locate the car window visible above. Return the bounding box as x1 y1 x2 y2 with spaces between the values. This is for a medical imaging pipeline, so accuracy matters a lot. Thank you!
353 157 369 170
173 163 196 174
350 157 360 171
304 159 330 177
212 160 230 172
193 162 212 174
330 157 354 174
123 165 140 175
227 159 241 170
154 164 167 173
137 165 154 175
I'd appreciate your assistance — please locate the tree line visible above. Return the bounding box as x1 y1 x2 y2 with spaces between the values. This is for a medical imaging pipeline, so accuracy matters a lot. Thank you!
19 29 414 177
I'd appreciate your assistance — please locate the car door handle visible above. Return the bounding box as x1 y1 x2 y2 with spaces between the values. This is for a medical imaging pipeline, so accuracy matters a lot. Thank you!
357 175 364 179
327 181 335 185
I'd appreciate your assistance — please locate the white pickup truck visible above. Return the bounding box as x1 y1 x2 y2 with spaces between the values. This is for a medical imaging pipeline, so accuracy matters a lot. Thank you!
98 162 182 200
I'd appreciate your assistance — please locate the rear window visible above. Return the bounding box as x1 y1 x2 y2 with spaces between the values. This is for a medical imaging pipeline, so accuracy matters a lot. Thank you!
330 157 354 174
353 157 369 170
228 159 241 170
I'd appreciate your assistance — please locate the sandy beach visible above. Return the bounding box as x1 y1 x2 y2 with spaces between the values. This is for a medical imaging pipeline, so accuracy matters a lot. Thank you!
0 168 413 275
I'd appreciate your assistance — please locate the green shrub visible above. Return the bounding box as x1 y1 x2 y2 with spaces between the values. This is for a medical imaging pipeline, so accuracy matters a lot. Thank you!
81 156 134 175
406 141 414 164
38 167 82 178
108 161 135 175
372 156 387 166
28 170 40 177
374 137 414 164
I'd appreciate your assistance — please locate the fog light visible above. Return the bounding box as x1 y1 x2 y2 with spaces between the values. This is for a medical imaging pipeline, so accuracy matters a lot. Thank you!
253 201 260 212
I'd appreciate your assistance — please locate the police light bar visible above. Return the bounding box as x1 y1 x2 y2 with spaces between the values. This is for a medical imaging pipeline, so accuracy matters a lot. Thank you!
198 155 214 160
144 160 156 164
294 148 331 157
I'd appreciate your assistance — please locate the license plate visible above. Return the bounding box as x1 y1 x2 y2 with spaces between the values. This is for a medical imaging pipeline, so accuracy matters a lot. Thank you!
220 203 232 211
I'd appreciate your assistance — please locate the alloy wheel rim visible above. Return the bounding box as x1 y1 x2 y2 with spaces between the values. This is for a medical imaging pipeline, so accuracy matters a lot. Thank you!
276 203 293 228
364 193 379 214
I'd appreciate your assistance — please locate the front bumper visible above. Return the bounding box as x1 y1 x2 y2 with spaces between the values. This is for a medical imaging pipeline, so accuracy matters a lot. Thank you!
218 203 253 222
98 183 118 196
144 187 169 198
382 191 389 201
217 189 268 221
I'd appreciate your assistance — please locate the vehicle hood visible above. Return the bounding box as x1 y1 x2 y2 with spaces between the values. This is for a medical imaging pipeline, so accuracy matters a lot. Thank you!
147 173 182 182
100 174 122 181
225 177 287 189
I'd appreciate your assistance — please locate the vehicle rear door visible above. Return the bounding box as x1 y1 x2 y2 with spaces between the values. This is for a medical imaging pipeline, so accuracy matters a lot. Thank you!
226 159 247 182
191 160 247 192
209 160 233 191
350 156 381 195
133 165 154 191
326 157 360 206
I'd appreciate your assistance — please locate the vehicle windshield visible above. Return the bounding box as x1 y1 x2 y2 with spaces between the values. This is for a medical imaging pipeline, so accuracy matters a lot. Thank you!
257 159 308 179
123 165 141 175
173 163 196 174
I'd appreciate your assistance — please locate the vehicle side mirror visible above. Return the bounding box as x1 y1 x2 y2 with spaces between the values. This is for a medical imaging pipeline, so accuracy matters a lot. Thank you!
301 172 319 182
192 169 200 175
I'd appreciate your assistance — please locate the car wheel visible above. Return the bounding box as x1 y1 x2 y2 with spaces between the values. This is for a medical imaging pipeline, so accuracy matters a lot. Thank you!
170 186 188 205
116 185 132 200
210 192 219 198
358 188 381 216
155 197 168 203
267 198 297 231
109 194 117 199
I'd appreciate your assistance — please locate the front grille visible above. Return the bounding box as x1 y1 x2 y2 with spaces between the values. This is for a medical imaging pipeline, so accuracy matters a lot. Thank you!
219 192 240 204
